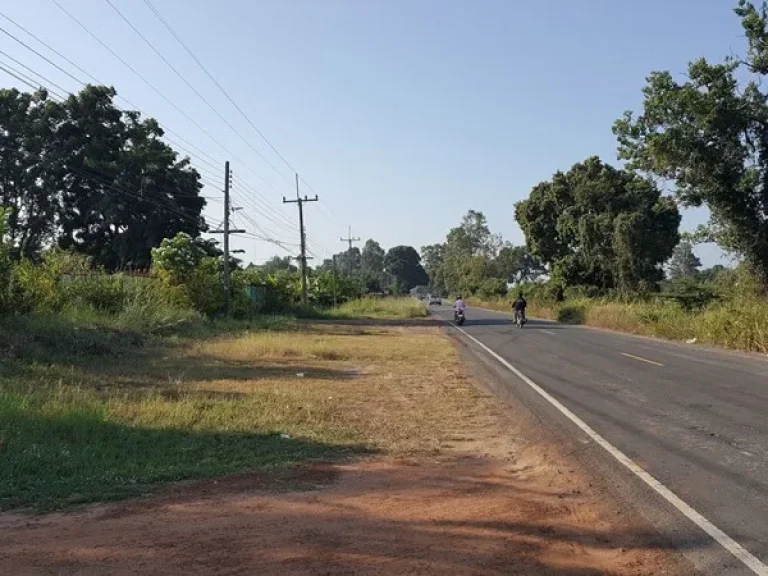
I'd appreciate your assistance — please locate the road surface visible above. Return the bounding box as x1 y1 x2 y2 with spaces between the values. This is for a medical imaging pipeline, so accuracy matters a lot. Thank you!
432 305 768 575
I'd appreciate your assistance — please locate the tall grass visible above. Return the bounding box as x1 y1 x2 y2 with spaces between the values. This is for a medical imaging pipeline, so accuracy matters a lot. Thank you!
470 294 768 354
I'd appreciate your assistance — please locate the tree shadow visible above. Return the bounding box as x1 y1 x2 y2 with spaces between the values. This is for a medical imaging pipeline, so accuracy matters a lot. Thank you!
1 454 703 574
0 404 372 512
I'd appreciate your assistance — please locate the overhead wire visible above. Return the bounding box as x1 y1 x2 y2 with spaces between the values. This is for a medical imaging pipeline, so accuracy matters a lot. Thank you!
140 0 348 246
4 4 335 259
49 0 289 202
141 0 300 179
103 0 294 187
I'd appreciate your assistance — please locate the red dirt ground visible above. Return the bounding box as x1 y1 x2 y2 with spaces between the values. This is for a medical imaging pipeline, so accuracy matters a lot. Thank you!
0 456 682 575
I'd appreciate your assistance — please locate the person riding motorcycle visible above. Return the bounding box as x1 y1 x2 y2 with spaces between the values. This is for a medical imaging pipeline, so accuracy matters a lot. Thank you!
453 295 466 321
512 292 527 325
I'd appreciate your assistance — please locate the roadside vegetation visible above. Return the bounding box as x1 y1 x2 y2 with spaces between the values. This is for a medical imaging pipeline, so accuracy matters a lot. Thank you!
426 4 768 355
470 267 768 354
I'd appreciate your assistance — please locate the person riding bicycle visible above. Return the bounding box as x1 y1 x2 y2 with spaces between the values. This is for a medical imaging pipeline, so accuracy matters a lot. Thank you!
512 292 527 324
453 294 466 321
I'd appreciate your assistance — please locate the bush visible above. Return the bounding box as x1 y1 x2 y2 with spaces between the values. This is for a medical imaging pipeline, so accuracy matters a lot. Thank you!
64 275 126 314
477 278 508 299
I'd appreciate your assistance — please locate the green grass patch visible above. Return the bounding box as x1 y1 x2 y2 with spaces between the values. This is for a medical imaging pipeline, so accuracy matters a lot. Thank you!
0 305 471 512
0 390 357 510
325 297 428 320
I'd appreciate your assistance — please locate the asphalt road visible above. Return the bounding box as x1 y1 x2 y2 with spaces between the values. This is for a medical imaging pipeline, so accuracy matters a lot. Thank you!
432 305 768 575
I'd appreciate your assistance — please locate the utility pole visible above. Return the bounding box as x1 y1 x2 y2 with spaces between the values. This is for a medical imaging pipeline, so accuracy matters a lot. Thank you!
283 173 318 305
332 254 338 308
340 226 360 251
340 226 362 295
212 161 245 316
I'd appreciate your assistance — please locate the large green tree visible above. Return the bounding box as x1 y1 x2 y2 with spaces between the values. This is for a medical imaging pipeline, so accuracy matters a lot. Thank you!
384 245 428 293
0 85 205 269
491 245 546 283
54 86 205 270
361 238 386 291
421 243 447 295
614 2 768 285
0 88 60 258
515 157 680 292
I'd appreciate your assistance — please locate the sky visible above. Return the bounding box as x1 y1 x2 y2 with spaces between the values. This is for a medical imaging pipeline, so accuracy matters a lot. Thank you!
0 0 749 267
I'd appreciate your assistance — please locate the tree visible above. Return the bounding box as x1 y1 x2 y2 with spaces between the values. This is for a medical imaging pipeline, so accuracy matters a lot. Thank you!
361 239 386 292
614 2 768 286
261 255 297 274
54 86 205 270
0 88 60 258
335 247 361 275
151 232 207 284
492 245 546 283
667 241 702 279
421 243 447 295
0 85 207 269
361 239 385 276
515 157 680 292
384 245 429 293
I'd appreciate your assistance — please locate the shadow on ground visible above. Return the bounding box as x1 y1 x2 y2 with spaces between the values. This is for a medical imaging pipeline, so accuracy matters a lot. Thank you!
0 456 700 575
0 404 371 512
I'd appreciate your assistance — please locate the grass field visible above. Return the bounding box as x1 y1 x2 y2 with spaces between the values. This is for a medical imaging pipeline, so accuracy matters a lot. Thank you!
0 300 475 512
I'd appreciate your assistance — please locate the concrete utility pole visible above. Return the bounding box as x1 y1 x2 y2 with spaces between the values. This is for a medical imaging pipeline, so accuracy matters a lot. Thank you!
340 226 360 251
283 173 317 305
212 161 245 316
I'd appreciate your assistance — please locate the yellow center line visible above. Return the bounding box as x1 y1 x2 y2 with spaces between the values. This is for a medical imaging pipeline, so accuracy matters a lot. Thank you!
621 352 665 367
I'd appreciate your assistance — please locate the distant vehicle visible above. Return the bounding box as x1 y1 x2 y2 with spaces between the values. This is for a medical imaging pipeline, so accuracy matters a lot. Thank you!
428 294 442 306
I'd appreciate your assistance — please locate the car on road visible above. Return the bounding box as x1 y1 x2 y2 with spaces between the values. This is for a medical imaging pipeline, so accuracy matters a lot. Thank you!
428 294 442 306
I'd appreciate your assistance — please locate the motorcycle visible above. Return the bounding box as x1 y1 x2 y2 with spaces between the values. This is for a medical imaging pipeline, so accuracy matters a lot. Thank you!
514 310 526 328
455 309 466 326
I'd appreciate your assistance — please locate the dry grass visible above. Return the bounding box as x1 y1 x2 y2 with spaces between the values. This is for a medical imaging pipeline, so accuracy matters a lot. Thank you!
184 324 482 455
470 295 768 353
1 320 491 509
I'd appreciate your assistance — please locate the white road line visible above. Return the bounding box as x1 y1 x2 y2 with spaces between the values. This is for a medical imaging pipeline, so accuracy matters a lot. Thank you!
449 321 768 575
621 352 665 367
540 329 557 335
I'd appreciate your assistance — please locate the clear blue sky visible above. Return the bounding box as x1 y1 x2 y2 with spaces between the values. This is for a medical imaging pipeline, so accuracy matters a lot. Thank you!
1 0 747 266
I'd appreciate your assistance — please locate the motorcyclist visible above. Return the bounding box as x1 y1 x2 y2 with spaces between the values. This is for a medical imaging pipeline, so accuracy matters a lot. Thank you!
453 294 466 321
512 291 527 324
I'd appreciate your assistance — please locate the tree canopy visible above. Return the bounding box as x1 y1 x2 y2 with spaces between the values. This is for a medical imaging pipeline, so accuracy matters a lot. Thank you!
260 255 297 275
0 85 205 270
667 241 702 280
384 245 428 293
422 211 544 298
515 157 680 292
614 2 768 285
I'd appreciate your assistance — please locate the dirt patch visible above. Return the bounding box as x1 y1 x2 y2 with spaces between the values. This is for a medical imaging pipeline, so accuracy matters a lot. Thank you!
0 324 685 574
0 457 679 575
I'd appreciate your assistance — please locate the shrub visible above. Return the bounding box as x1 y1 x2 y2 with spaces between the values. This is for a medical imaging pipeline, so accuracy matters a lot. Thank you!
64 275 126 314
477 278 508 299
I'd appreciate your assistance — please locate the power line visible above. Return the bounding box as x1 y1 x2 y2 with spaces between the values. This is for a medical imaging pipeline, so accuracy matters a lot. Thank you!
2 10 286 239
140 0 348 238
0 62 44 94
50 0 286 200
7 5 337 262
0 50 69 98
141 0 299 180
1 10 219 171
0 24 84 90
104 0 293 187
